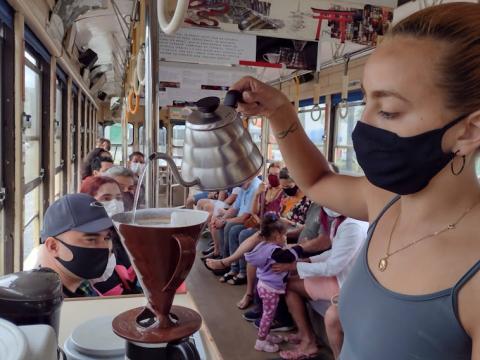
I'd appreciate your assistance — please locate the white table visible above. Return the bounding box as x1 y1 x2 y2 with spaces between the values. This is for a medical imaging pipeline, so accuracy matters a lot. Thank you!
59 294 222 359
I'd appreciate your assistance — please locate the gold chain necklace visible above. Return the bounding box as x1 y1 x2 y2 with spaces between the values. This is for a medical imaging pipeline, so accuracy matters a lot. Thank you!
378 198 480 272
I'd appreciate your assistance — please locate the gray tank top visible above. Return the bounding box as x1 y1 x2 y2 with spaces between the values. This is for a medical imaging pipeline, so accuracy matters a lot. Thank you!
339 196 478 360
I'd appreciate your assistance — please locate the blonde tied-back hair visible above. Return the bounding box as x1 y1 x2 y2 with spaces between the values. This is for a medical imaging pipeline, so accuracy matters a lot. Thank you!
390 2 480 115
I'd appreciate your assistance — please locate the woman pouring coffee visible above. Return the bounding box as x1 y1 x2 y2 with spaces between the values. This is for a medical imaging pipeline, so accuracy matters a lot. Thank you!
230 3 480 359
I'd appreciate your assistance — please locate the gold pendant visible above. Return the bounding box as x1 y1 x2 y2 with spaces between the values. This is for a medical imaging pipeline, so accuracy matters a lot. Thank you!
378 257 388 272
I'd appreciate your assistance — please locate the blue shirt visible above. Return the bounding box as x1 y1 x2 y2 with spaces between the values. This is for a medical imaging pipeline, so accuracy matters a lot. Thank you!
233 177 261 216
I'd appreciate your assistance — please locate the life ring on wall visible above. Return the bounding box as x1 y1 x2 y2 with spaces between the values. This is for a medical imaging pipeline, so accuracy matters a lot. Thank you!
157 0 189 35
128 89 140 115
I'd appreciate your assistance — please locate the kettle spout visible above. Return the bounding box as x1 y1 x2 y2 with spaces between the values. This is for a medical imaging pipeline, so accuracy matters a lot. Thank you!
148 153 200 188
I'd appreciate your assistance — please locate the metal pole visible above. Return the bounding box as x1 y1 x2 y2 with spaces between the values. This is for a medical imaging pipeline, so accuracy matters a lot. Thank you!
144 0 159 208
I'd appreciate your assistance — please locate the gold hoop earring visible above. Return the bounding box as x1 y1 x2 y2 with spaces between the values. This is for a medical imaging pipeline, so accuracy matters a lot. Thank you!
451 150 466 176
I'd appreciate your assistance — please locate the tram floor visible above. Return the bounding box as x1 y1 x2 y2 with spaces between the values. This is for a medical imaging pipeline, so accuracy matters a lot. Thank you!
187 235 333 360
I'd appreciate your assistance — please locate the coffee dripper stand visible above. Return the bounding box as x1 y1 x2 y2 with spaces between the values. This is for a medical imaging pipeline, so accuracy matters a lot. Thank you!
108 92 263 360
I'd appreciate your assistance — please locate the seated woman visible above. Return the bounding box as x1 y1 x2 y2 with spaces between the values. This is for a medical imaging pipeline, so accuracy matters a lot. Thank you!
279 168 312 237
80 147 113 181
273 208 368 359
80 176 142 296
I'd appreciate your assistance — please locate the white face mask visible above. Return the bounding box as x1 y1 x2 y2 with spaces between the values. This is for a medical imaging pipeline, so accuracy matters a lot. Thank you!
101 199 125 217
324 207 341 218
130 162 145 175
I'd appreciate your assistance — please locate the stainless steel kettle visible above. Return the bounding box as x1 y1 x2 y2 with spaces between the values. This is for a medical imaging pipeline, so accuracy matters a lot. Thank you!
150 90 263 190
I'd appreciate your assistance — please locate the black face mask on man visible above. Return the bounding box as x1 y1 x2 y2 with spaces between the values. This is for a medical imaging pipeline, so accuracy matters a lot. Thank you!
352 114 467 195
54 238 109 279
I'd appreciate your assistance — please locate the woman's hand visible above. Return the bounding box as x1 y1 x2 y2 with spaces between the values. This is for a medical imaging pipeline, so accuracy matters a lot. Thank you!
230 76 290 118
256 182 267 195
272 262 297 272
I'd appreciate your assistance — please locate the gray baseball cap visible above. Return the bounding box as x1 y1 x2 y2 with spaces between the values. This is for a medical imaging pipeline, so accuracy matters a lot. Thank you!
41 193 113 242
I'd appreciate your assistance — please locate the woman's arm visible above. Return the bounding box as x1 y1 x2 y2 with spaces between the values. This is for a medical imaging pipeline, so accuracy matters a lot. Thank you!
296 221 365 278
231 77 391 221
251 192 262 216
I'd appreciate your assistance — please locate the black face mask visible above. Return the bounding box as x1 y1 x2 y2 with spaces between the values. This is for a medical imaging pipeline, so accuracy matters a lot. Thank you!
283 185 299 197
55 238 109 279
352 114 467 195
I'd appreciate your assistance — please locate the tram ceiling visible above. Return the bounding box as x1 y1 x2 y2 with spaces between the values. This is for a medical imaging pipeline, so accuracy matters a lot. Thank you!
68 0 135 99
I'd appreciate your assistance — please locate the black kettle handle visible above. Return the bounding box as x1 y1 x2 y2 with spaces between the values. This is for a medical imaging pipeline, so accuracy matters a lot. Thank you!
224 90 243 108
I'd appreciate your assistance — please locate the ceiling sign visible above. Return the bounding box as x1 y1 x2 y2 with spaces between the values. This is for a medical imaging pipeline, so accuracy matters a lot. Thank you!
159 27 256 66
158 62 254 106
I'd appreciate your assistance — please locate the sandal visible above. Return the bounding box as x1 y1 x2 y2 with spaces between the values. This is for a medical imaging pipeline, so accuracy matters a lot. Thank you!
282 333 302 345
203 260 229 276
279 348 320 359
227 275 247 285
237 293 253 310
219 272 236 283
205 258 229 270
254 339 279 353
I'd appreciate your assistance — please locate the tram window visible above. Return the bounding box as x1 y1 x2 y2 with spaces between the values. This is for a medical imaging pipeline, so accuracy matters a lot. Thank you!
23 187 40 260
333 102 364 175
54 81 63 200
104 123 134 163
267 126 282 162
248 117 262 151
159 127 167 153
298 104 326 154
97 124 104 138
23 53 42 184
172 125 185 147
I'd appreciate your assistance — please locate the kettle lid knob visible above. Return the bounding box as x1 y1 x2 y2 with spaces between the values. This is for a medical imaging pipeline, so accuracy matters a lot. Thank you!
196 97 220 114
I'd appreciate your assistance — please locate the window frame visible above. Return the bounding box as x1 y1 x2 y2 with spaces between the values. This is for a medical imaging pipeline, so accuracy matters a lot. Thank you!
23 49 43 191
298 103 327 154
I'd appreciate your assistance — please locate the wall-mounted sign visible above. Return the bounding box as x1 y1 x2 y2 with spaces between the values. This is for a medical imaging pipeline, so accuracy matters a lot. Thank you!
183 1 394 43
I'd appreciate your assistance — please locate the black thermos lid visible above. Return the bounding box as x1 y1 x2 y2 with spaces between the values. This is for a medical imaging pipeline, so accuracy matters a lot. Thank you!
0 268 63 302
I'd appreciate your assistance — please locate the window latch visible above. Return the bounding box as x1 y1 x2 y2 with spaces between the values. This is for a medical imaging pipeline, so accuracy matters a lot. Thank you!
0 188 6 203
40 168 45 179
60 159 65 169
71 154 76 161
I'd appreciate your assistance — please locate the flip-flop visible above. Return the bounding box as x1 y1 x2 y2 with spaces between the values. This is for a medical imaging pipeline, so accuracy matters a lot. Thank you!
227 275 247 285
219 272 236 283
203 260 229 276
279 349 320 359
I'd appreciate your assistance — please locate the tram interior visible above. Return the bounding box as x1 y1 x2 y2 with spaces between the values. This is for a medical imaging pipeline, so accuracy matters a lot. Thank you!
0 0 479 359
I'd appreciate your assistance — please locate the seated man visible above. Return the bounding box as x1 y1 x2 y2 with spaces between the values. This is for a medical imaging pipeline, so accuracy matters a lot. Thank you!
273 209 368 359
104 166 137 211
208 177 261 282
185 190 210 209
197 188 241 222
37 193 113 297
